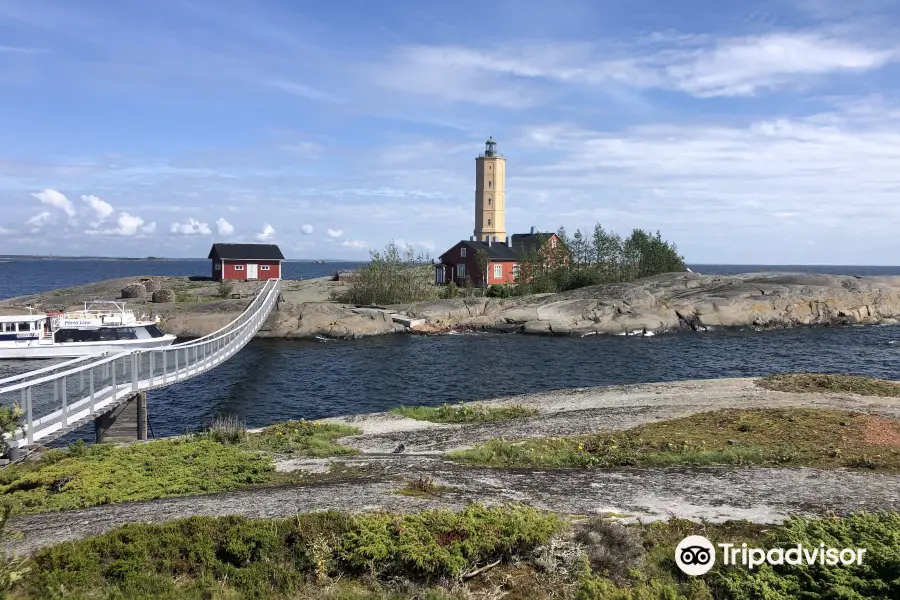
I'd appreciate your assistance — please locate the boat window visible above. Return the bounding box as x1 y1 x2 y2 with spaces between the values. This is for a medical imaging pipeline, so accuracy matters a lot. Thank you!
97 328 118 341
145 324 166 338
116 328 137 340
55 329 101 343
16 322 32 332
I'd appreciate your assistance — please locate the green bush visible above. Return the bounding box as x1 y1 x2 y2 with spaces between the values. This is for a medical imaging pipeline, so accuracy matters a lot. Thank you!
333 242 438 306
486 284 511 298
713 512 900 599
440 282 460 299
0 404 22 456
20 505 563 599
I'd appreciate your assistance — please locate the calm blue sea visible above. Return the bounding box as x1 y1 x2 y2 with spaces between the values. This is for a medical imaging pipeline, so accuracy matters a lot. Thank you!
0 258 898 442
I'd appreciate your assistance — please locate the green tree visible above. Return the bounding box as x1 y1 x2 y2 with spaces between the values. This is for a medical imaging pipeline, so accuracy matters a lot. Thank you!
335 241 437 305
474 248 491 293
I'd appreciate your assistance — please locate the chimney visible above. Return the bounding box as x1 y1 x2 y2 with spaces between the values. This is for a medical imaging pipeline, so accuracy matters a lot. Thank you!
506 236 512 247
530 226 536 235
487 237 492 247
470 235 476 241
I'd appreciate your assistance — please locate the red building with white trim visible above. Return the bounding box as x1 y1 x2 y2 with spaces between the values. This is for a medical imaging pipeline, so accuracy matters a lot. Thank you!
435 228 561 287
208 243 285 281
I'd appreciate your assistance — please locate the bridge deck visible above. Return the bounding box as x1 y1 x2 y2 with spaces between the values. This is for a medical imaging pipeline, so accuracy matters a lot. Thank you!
1 278 281 453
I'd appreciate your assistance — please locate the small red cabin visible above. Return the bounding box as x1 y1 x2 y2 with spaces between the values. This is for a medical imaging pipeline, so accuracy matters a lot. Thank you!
208 243 285 281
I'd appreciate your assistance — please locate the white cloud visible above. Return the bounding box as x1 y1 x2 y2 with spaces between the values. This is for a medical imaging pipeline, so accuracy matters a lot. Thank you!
216 217 235 236
507 97 900 261
300 224 313 235
81 194 114 222
263 79 341 103
86 212 156 236
327 228 344 238
377 33 896 103
255 223 275 241
394 238 437 252
662 33 894 97
26 211 51 229
31 189 75 217
341 239 368 248
170 218 212 235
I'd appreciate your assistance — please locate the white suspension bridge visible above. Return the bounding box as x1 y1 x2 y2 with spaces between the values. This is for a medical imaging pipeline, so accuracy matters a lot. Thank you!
0 278 281 460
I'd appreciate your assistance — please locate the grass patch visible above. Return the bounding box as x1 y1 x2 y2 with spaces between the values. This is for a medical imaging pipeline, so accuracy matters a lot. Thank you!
758 372 900 396
0 419 359 515
15 504 562 599
9 509 900 599
450 408 900 471
394 475 453 498
391 402 538 423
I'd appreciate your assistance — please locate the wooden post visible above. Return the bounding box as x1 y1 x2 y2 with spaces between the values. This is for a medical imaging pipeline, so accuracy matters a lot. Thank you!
137 392 148 441
94 392 149 443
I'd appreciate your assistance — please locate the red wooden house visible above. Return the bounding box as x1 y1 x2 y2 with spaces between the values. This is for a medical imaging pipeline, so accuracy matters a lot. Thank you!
435 228 562 287
208 243 285 281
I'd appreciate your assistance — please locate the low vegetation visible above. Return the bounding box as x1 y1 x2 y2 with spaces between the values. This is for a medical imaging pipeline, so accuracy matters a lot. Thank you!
0 404 22 456
0 418 359 515
336 226 685 305
9 508 900 599
758 372 900 397
394 475 453 498
16 504 562 599
511 224 687 296
216 279 235 299
450 408 900 471
332 241 439 306
391 402 538 423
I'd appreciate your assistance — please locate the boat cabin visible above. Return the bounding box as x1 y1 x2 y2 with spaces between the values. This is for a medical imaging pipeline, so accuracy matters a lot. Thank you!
0 314 47 340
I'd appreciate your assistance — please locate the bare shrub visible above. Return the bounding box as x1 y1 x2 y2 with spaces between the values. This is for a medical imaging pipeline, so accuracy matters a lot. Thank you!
573 518 645 582
121 282 147 298
140 278 162 293
151 289 176 303
203 414 247 445
217 279 235 299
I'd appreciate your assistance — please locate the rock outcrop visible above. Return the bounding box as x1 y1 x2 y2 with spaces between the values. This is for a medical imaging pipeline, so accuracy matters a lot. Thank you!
4 272 900 340
406 272 900 336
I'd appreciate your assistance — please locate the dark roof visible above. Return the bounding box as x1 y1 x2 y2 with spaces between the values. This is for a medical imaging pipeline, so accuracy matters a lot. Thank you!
510 232 555 255
208 243 285 261
440 239 519 261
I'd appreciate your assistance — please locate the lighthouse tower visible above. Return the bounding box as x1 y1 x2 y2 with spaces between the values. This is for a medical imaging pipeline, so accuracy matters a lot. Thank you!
474 137 506 242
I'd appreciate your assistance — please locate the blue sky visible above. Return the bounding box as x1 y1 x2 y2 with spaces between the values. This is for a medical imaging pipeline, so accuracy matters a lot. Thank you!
1 0 899 263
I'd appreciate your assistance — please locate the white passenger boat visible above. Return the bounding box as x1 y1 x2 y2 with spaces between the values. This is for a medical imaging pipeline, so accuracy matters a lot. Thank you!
0 301 177 359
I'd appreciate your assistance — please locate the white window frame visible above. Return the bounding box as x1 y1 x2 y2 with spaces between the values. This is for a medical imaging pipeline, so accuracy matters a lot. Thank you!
513 264 520 278
493 264 502 279
214 262 221 271
261 265 270 271
456 264 466 278
234 264 245 271
460 247 467 258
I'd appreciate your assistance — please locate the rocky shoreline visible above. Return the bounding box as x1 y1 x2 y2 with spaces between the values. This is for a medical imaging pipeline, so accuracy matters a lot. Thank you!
9 377 900 555
3 271 900 340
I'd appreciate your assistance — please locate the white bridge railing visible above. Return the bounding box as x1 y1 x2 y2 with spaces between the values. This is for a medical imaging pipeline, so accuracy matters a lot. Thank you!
0 278 281 454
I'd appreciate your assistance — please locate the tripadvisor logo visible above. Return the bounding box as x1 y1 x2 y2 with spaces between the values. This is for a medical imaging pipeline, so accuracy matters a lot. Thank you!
675 535 867 576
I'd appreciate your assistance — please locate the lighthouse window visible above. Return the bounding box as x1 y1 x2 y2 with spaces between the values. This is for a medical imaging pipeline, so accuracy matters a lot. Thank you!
488 180 492 188
488 198 492 206
488 218 492 226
